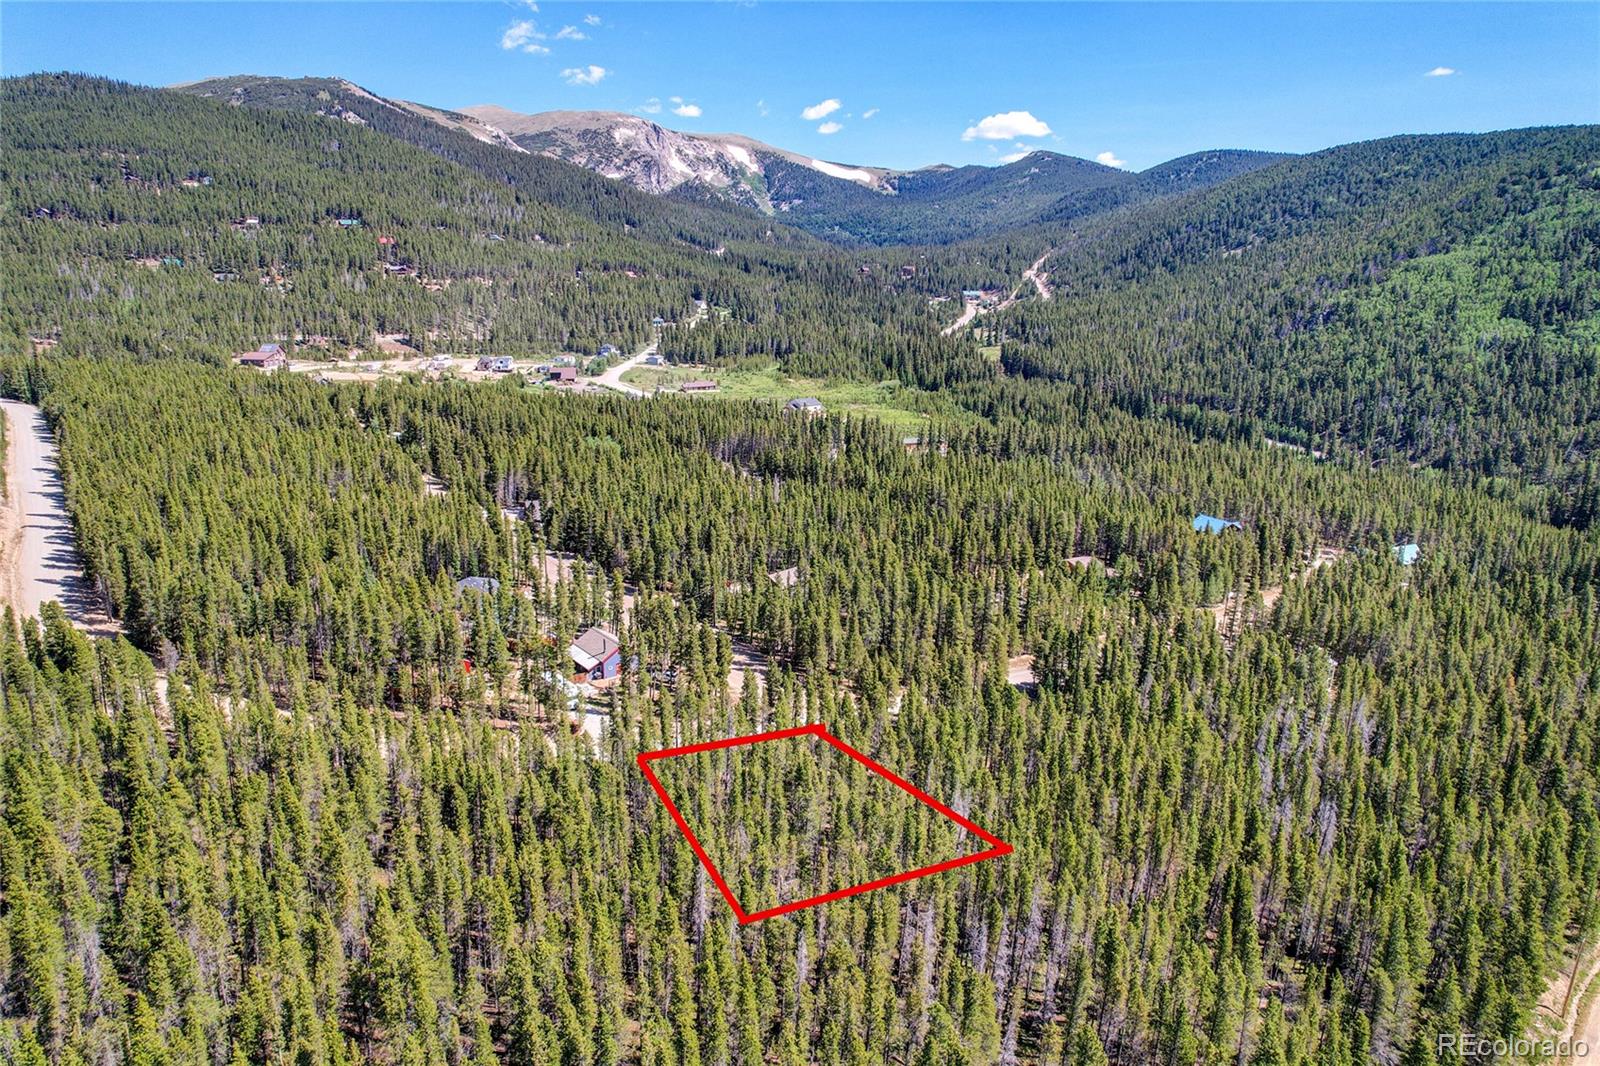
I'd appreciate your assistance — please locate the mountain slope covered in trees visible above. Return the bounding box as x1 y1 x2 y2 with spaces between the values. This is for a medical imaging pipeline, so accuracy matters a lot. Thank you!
1 74 1014 376
0 355 1595 1066
0 70 1598 1066
178 77 1289 247
989 125 1600 484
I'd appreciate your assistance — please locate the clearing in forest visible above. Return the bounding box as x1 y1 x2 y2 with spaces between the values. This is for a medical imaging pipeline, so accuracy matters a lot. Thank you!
638 723 1009 923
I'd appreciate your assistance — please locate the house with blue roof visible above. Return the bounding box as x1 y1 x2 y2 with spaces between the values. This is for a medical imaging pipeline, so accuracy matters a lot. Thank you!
1193 514 1244 535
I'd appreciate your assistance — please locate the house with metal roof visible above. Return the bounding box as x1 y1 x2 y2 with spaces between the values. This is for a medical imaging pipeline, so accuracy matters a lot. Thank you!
237 343 286 370
1392 542 1420 566
785 397 825 416
1193 514 1244 534
569 626 622 681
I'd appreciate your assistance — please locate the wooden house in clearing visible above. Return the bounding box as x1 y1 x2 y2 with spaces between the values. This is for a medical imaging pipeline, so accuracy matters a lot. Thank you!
547 366 577 382
681 380 719 393
570 627 622 681
237 343 286 370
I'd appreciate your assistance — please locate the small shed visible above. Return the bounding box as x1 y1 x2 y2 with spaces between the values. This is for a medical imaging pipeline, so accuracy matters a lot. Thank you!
1193 514 1244 535
548 366 577 382
570 626 622 681
598 344 621 358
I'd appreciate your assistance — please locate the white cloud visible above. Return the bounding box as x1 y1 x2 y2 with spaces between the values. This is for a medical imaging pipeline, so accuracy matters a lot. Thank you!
962 110 1052 141
861 108 878 120
756 99 770 117
802 98 842 121
1000 150 1032 164
817 121 843 135
501 20 548 52
639 97 662 114
583 13 601 25
672 99 703 118
554 25 587 40
1425 66 1457 77
520 1 538 9
1095 150 1126 168
561 65 608 86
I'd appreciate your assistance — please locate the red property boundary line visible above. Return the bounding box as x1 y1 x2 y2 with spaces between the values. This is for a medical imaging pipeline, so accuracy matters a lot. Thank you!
636 722 1012 924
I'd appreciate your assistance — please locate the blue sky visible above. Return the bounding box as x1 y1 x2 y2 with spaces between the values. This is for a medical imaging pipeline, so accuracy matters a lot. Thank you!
4 2 1596 171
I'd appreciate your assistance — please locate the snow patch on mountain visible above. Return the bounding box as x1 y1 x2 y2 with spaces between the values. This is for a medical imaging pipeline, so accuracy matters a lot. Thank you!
810 159 877 185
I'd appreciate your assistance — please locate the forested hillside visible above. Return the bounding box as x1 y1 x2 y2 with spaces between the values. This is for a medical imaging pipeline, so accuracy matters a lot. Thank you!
0 74 1014 376
1 356 1595 1066
993 126 1600 483
751 150 1289 247
2 65 1599 1066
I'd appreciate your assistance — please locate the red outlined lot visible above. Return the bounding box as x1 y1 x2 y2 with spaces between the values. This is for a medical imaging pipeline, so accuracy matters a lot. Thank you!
636 722 1012 923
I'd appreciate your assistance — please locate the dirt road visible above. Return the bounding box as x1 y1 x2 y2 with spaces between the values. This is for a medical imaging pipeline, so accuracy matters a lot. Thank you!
0 399 118 635
1022 250 1054 301
941 249 1054 336
940 299 980 337
595 302 711 397
593 340 654 397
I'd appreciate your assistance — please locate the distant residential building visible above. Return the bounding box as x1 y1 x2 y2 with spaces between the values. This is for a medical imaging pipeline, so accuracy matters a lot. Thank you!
961 289 983 300
570 626 622 681
1192 514 1244 535
1392 542 1420 566
784 397 825 416
767 566 801 589
476 356 514 373
644 354 662 366
681 379 719 393
336 218 362 227
598 343 621 358
651 316 666 326
237 343 286 370
548 366 577 382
